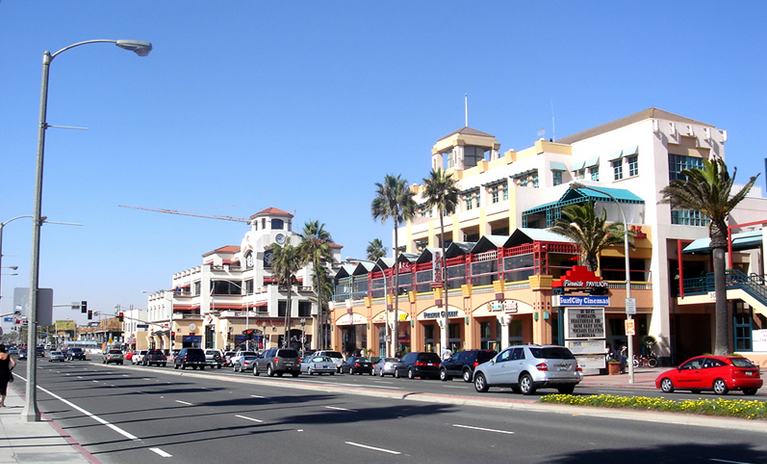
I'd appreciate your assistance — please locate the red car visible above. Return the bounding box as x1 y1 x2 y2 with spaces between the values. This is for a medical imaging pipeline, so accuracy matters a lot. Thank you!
124 351 134 361
655 355 762 396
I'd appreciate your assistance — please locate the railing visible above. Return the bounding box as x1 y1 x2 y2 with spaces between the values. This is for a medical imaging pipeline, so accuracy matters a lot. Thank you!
680 271 767 307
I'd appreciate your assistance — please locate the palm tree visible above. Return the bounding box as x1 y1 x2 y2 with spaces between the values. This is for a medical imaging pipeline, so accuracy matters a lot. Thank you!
422 168 460 356
366 238 387 262
299 220 333 350
271 243 304 348
661 158 758 354
550 202 626 272
371 174 417 356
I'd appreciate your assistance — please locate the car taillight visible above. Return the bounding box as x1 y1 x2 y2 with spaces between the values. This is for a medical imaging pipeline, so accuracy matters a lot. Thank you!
297 357 302 364
472 360 479 368
415 361 427 367
576 365 583 372
535 362 548 371
273 357 279 364
354 362 361 367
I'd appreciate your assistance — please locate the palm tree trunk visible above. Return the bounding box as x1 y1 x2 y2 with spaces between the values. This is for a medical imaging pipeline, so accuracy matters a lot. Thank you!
712 247 729 355
283 281 292 348
439 210 448 356
392 221 400 358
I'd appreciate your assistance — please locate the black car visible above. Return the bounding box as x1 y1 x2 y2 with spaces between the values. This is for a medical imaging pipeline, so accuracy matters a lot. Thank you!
143 349 168 367
173 348 206 370
35 346 45 358
440 349 497 382
394 352 441 379
66 347 87 361
341 356 373 375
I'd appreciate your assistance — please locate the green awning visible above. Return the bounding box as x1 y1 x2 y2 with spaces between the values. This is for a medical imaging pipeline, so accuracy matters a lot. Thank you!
683 229 764 254
585 155 600 168
607 150 623 161
550 161 567 171
570 160 585 171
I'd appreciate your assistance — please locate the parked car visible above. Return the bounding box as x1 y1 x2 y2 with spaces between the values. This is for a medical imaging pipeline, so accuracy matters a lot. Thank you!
204 349 224 369
655 355 762 395
440 349 497 382
231 350 258 368
341 356 374 375
253 348 300 377
373 357 400 377
66 347 86 361
48 351 66 362
36 346 45 358
473 344 582 395
143 350 168 367
8 347 19 356
124 351 134 361
395 352 441 379
169 349 181 362
233 354 258 373
18 349 27 360
314 350 344 372
223 351 236 367
132 350 149 365
103 349 124 365
173 348 207 370
300 355 337 375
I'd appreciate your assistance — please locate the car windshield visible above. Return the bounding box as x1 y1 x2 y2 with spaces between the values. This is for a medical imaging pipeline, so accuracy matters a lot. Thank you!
529 347 574 359
51 352 62 355
312 356 330 362
109 350 122 354
476 351 497 363
241 351 257 356
417 353 441 362
323 351 343 359
729 357 756 368
355 357 369 362
243 355 257 360
278 349 298 357
384 358 399 362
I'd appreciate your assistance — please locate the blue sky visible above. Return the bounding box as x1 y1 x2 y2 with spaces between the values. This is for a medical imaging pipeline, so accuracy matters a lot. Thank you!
1 1 766 323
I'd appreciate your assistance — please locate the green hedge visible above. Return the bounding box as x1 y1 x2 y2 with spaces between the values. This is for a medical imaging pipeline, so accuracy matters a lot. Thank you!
540 394 767 420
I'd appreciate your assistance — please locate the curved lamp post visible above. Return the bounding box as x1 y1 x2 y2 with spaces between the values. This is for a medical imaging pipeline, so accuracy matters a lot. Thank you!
24 39 152 422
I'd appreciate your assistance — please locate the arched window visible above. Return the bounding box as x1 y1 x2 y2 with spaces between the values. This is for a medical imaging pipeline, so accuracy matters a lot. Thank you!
271 218 284 230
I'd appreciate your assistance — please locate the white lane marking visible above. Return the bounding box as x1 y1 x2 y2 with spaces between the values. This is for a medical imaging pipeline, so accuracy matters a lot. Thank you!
710 459 756 464
175 400 193 406
149 447 173 457
443 386 467 389
325 406 353 412
122 374 130 377
92 380 99 383
345 441 401 455
250 394 265 398
143 378 153 380
297 429 303 432
77 376 83 379
65 373 71 376
13 373 139 440
235 414 263 423
452 424 515 435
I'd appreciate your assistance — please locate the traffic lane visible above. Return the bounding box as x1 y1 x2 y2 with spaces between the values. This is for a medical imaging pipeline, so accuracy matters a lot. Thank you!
87 361 767 463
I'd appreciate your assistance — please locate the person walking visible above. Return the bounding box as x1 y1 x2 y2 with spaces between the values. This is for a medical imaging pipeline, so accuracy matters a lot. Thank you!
0 344 16 407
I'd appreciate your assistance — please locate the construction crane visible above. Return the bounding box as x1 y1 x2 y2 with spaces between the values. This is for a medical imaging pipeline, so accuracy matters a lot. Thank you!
118 205 251 224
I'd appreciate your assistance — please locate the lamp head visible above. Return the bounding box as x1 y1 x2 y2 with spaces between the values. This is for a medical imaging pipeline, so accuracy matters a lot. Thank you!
115 40 153 56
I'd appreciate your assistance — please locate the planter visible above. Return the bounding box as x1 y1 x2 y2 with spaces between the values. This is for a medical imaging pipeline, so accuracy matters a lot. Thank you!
607 362 622 375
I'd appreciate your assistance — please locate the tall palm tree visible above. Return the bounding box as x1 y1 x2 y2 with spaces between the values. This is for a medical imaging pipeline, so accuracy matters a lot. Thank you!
271 243 304 348
422 168 460 356
371 174 417 357
366 238 387 262
299 220 333 350
550 202 626 272
661 158 758 354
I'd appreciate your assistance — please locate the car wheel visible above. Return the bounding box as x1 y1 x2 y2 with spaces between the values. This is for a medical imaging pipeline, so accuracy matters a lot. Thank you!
462 369 473 383
519 374 536 395
217 364 222 369
308 368 313 375
200 365 205 370
660 378 674 393
407 369 415 380
291 372 299 378
174 364 179 370
379 369 385 377
233 366 238 372
713 378 729 395
557 384 576 394
395 369 401 379
439 368 448 382
474 372 489 392
163 363 167 367
181 364 187 370
743 388 758 396
267 365 275 377
330 372 335 376
277 372 284 377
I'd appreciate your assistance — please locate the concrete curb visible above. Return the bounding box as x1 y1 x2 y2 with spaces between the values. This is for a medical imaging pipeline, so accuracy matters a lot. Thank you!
91 362 767 433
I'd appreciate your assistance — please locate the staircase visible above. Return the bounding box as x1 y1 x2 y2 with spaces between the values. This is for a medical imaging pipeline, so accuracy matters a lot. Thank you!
680 270 767 316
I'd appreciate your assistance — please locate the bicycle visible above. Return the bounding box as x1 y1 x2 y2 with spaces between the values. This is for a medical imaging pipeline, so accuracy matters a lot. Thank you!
632 352 658 368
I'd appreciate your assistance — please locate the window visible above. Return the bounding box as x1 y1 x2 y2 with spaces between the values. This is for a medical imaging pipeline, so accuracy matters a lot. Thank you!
627 155 638 177
211 280 241 295
298 301 312 317
612 159 623 180
671 208 709 226
245 279 254 295
464 193 473 210
278 301 287 317
552 170 563 186
502 186 508 200
576 169 585 180
193 281 201 296
271 218 284 230
590 166 599 181
668 154 703 181
490 186 499 204
475 193 480 208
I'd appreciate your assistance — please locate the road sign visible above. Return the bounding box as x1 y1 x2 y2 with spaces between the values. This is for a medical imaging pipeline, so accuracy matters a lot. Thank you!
625 297 637 315
624 319 636 336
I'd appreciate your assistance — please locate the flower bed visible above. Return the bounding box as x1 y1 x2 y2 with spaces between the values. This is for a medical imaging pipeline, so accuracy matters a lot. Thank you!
540 394 767 420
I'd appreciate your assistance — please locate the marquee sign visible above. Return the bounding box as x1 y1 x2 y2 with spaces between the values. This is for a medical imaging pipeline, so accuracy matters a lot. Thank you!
552 266 608 289
552 295 610 307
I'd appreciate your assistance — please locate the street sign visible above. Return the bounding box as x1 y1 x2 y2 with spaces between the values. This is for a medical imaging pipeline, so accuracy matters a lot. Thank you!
625 297 637 315
624 319 636 336
552 295 610 307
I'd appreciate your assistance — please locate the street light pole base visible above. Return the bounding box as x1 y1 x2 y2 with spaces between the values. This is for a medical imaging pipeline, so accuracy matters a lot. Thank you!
20 405 40 423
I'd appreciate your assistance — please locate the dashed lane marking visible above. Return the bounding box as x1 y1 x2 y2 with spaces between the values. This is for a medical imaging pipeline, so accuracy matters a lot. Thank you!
149 448 173 457
345 441 401 455
325 406 354 412
175 400 193 406
452 424 515 435
235 414 263 423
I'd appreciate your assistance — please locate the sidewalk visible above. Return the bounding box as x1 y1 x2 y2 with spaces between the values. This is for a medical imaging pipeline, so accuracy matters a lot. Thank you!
579 367 663 390
0 382 93 464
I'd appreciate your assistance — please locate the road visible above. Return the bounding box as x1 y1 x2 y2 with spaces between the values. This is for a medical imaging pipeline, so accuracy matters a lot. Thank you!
13 359 767 463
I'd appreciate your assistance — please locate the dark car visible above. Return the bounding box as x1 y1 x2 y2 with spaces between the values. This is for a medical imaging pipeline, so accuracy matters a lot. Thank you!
440 349 497 382
395 352 441 379
66 347 87 361
341 356 373 375
143 350 168 367
173 348 206 370
36 346 45 358
252 348 300 377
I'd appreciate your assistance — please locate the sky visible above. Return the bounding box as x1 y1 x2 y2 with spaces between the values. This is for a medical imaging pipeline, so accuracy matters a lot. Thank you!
1 1 766 324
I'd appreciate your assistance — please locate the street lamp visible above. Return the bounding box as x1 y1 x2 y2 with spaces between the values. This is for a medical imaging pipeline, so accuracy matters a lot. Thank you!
1 216 33 307
346 257 389 358
570 182 635 384
24 39 152 422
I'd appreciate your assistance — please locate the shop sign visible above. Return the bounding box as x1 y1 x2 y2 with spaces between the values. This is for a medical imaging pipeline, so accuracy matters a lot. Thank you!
335 313 368 326
565 339 606 355
565 308 605 339
417 307 465 321
552 266 608 290
552 295 609 307
753 329 767 352
487 300 519 313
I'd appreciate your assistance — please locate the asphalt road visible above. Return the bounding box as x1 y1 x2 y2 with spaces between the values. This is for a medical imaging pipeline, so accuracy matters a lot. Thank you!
13 359 767 464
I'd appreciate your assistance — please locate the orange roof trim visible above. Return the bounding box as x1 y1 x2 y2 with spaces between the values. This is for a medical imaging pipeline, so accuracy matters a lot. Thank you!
250 207 294 219
202 245 241 257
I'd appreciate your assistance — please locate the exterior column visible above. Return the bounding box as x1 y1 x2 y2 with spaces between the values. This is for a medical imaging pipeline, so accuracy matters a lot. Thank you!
497 315 510 350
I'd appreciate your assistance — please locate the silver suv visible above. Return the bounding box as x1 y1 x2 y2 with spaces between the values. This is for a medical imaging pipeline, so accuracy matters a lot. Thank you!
473 344 582 395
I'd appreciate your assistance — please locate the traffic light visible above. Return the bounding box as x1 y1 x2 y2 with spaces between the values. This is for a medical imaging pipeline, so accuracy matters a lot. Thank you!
87 310 93 320
117 312 124 322
81 300 87 314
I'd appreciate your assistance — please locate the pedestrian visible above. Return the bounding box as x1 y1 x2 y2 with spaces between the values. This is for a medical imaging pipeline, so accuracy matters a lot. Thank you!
0 344 16 408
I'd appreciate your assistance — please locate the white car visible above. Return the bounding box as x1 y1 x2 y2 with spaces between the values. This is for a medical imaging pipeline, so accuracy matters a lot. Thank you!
230 350 258 370
314 350 344 372
132 350 149 365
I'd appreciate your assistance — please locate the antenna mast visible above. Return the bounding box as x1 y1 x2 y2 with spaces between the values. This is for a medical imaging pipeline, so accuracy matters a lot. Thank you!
464 94 469 127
